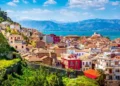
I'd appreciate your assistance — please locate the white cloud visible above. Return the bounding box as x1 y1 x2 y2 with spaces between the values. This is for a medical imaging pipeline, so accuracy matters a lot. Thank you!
6 8 85 22
68 0 108 9
13 0 19 3
7 2 17 6
44 0 57 6
82 12 94 17
7 0 19 6
6 10 14 13
33 0 36 3
6 8 96 22
111 1 120 6
96 7 105 10
22 0 28 4
60 9 80 17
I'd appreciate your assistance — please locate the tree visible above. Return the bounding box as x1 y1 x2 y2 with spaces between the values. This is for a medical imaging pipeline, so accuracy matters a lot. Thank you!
6 26 11 33
0 17 4 23
0 8 12 22
96 69 105 86
63 76 99 86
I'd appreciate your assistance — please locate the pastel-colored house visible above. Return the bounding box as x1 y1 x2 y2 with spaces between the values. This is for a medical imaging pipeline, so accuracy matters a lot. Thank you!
67 46 87 57
61 54 82 70
35 40 46 48
50 34 60 44
10 23 21 31
54 45 67 57
43 35 53 44
8 34 27 52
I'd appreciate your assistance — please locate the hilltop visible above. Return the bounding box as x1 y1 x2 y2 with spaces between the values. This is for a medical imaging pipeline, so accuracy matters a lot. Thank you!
0 8 13 23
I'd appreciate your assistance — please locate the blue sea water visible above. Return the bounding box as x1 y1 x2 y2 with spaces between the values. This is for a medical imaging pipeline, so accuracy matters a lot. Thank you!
42 31 120 40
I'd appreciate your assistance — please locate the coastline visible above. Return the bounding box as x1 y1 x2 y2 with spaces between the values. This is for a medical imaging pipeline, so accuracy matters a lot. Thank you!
42 31 120 40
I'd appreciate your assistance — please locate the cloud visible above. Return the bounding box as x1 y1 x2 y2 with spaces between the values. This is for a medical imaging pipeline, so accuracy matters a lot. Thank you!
82 12 94 17
44 0 57 6
96 7 105 10
6 8 85 22
7 0 19 6
6 10 14 13
22 0 28 4
68 0 109 9
60 9 80 18
111 1 120 6
33 0 36 3
6 8 96 22
7 2 17 6
13 0 19 3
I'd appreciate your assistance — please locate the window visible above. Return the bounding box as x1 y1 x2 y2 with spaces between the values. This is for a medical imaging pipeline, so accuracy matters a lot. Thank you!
89 62 91 65
15 46 17 49
116 76 120 80
86 62 88 65
22 46 24 48
109 69 112 73
116 69 119 72
115 61 119 65
76 61 78 65
109 76 112 80
83 62 84 65
70 61 74 66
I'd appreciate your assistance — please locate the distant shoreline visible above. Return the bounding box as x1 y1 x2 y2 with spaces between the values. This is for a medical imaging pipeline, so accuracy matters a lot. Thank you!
42 31 120 40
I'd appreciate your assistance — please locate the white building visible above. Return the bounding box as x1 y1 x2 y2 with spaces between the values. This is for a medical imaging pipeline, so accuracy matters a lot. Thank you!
67 46 87 57
90 48 101 54
10 24 21 31
43 35 53 44
80 53 92 71
1 21 11 25
95 52 120 80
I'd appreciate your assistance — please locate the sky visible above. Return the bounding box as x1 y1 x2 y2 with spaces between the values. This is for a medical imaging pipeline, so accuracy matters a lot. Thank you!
0 0 120 22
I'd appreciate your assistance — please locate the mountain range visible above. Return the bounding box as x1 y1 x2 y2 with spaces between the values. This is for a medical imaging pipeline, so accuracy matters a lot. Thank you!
18 19 120 31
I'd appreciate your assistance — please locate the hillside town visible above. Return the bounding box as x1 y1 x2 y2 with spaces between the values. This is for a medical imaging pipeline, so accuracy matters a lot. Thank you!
0 21 120 86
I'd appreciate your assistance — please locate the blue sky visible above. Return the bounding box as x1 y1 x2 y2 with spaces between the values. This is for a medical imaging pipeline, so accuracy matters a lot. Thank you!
0 0 120 22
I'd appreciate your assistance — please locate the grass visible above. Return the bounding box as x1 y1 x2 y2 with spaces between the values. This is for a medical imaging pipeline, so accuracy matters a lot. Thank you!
0 58 20 70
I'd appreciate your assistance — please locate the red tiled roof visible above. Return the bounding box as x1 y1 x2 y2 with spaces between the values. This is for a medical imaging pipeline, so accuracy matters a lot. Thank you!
84 69 100 78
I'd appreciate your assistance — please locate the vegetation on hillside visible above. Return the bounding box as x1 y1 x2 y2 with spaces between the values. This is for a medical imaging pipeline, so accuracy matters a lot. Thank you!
1 63 99 86
63 76 99 86
0 33 16 54
0 58 20 70
0 8 12 23
0 8 100 86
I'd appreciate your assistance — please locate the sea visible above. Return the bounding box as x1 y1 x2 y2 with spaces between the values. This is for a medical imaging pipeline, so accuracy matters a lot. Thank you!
42 31 120 40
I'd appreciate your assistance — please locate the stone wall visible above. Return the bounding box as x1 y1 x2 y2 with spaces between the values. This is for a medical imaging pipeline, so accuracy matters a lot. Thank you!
26 61 83 77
